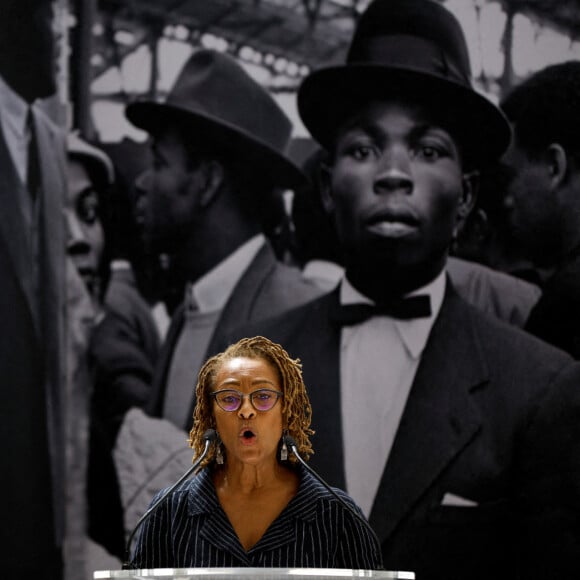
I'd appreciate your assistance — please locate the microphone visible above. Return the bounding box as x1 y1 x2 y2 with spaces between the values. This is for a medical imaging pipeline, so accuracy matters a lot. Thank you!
283 434 381 546
122 428 217 569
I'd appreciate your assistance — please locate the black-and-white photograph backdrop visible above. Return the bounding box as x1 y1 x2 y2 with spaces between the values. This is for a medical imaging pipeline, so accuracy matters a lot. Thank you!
2 1 580 579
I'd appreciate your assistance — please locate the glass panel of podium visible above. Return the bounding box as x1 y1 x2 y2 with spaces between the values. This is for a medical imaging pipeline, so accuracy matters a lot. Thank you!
94 568 415 580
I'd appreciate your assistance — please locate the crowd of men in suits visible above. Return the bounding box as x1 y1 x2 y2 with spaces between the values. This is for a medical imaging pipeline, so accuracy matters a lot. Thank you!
2 0 580 579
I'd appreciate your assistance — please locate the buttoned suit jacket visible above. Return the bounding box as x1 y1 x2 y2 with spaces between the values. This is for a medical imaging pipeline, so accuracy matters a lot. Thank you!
223 283 580 580
147 242 324 428
0 104 66 576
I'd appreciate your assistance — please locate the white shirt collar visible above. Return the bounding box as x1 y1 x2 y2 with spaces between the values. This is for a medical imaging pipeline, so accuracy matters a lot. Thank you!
190 234 265 313
339 270 447 359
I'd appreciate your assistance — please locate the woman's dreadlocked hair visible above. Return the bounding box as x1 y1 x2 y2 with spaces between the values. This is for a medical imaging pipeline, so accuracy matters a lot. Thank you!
188 336 314 469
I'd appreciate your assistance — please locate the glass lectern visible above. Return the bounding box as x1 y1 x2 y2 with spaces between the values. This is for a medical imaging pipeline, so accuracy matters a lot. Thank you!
94 568 415 580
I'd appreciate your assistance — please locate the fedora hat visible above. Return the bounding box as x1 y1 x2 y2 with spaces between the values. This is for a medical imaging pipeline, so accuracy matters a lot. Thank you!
298 0 511 166
126 49 304 188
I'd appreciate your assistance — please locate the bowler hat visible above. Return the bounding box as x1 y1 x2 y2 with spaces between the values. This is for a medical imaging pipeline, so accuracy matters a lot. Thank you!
126 50 304 188
298 0 511 166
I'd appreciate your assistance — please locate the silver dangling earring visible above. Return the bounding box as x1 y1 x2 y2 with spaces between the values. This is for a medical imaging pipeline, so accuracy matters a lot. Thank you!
215 439 224 465
280 430 288 461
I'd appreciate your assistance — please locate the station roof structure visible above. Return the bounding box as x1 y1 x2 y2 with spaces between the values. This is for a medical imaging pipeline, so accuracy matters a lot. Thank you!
72 0 580 139
94 0 580 91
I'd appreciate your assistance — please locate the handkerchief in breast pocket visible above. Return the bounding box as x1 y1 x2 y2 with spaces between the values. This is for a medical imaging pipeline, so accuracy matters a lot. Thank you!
441 492 479 507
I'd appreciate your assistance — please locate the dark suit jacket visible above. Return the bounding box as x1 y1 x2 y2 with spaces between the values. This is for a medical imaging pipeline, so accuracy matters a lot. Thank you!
148 242 323 427
0 104 66 577
223 284 580 580
525 248 580 359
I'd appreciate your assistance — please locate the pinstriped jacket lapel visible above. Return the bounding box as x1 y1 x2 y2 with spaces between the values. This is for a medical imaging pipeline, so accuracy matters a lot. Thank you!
190 467 304 562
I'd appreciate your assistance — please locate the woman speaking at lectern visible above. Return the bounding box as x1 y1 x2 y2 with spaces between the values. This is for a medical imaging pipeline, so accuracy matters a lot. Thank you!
130 336 383 569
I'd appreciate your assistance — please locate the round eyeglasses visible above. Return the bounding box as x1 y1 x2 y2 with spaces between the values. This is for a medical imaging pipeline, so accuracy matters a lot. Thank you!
211 388 283 412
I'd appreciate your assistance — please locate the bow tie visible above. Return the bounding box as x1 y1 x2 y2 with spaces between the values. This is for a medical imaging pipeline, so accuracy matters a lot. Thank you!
332 295 432 325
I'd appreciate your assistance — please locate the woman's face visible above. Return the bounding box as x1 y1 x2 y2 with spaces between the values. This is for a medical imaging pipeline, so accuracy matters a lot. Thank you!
65 158 105 298
211 356 284 467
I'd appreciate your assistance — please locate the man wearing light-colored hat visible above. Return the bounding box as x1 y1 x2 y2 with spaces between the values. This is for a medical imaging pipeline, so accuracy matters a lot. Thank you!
125 49 322 431
222 1 580 578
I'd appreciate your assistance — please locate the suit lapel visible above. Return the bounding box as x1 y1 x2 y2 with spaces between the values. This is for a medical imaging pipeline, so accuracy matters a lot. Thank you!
34 107 65 331
288 291 346 490
0 123 37 326
369 288 487 542
206 242 276 353
23 108 67 540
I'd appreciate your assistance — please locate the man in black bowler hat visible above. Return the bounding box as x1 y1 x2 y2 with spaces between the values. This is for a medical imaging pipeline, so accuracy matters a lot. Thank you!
221 1 580 578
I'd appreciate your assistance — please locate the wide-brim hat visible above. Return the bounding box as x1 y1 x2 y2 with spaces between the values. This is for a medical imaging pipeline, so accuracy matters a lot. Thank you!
298 0 511 167
126 49 305 189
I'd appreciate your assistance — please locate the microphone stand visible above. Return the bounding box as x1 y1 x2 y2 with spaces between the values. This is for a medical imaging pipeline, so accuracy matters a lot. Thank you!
283 434 381 547
122 429 217 569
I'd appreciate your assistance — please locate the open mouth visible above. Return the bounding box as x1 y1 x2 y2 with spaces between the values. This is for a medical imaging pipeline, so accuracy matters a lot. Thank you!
239 428 257 444
74 266 99 291
72 262 96 275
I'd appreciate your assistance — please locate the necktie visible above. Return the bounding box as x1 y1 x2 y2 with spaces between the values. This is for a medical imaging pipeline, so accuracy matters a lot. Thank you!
27 109 40 200
332 295 432 325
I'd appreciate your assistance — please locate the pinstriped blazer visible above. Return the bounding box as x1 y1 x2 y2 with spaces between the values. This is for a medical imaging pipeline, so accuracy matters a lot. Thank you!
131 465 383 570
